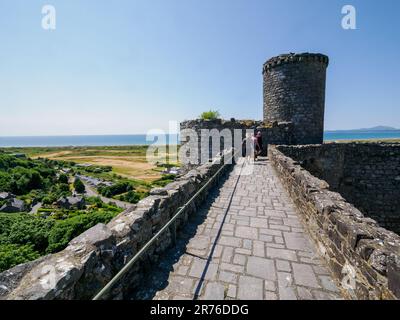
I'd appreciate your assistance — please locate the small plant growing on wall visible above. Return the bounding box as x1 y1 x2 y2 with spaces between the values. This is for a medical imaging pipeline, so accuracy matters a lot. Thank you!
200 110 221 120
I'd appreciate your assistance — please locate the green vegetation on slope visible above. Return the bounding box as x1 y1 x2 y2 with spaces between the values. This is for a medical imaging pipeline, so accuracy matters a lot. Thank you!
0 151 72 206
0 201 122 272
0 244 40 272
0 152 57 196
0 148 179 272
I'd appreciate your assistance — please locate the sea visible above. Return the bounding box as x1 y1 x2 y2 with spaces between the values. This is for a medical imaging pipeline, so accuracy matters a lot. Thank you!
324 130 400 141
0 131 399 148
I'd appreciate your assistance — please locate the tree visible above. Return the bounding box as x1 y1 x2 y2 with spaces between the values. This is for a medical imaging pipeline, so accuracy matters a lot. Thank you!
98 182 132 197
58 174 69 184
200 110 220 120
73 178 85 194
121 191 140 204
57 183 70 193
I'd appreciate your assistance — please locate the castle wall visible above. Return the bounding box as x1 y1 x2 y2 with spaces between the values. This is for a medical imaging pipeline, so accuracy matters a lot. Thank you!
269 145 400 300
276 143 400 235
263 53 329 144
179 52 330 160
180 119 294 163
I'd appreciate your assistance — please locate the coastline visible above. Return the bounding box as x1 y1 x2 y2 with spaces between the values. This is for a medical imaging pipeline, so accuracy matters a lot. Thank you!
324 137 400 143
0 132 400 148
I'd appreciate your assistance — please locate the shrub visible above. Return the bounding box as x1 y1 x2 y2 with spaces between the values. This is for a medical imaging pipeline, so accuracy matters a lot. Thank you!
0 244 40 272
0 213 54 253
57 183 70 193
73 178 85 194
47 210 119 253
152 174 176 187
0 154 57 195
0 171 11 192
58 174 69 184
200 110 220 120
83 166 112 173
85 196 104 208
42 195 56 205
98 182 132 198
9 167 43 195
118 191 141 204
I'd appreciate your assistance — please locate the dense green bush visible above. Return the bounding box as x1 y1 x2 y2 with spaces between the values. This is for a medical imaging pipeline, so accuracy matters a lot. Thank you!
200 110 220 120
0 154 57 196
42 195 56 205
85 196 104 208
117 191 141 204
0 213 55 253
0 244 40 272
9 167 43 195
0 154 126 272
47 209 119 253
58 174 69 184
98 181 133 198
0 171 11 192
82 166 112 173
0 206 121 271
73 178 85 194
152 174 176 187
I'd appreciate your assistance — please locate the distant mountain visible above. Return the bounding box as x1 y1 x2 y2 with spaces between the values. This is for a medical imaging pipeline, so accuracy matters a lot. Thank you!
357 126 398 131
327 126 399 132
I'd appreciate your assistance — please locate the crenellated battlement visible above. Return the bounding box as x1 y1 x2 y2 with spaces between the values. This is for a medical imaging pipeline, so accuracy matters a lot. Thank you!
262 52 329 73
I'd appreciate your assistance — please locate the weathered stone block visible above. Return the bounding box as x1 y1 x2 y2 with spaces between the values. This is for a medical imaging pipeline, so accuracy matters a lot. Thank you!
69 223 114 250
388 255 400 299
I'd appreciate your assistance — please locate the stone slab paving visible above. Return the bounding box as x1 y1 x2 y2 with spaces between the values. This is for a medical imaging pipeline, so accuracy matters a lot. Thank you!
133 159 344 300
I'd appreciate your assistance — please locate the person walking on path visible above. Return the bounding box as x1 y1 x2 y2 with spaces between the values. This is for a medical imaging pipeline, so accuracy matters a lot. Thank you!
242 133 254 163
255 131 263 159
242 133 261 162
252 133 260 161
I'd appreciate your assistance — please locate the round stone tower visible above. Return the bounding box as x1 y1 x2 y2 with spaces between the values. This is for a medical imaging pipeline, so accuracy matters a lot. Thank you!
263 52 329 144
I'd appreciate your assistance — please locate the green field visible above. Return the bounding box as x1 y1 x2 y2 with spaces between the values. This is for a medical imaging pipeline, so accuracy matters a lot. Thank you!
2 145 179 183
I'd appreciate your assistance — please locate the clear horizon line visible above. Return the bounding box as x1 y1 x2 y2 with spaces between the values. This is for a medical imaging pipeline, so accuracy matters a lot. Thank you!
1 128 400 138
0 133 180 138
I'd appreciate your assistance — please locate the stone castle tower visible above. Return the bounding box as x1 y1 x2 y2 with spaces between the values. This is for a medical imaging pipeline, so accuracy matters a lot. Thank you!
263 53 329 144
180 52 330 162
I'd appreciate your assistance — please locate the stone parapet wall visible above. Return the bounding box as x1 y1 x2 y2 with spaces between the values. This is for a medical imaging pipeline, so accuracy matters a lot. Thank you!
268 145 400 300
180 119 294 161
276 143 400 234
0 150 234 300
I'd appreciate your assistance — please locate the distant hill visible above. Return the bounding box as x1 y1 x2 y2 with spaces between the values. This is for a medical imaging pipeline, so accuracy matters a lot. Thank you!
357 126 399 131
326 126 399 133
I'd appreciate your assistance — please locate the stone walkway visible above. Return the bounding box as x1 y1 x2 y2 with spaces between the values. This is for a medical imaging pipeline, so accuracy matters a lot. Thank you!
133 159 343 300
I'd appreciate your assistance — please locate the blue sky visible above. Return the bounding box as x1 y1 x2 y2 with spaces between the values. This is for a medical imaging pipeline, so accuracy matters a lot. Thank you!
0 0 399 136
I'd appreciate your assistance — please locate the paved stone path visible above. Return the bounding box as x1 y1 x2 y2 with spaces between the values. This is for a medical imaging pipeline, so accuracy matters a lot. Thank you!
133 159 343 300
